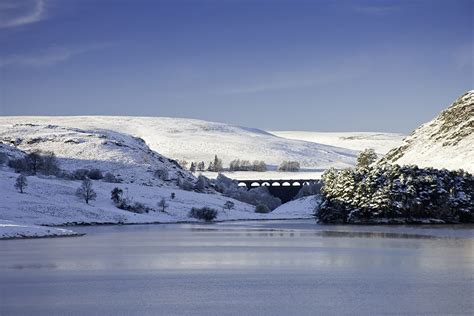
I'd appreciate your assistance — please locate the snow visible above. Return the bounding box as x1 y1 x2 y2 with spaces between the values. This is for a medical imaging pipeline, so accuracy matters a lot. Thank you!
0 122 194 185
201 170 324 180
0 116 358 171
269 131 405 154
384 90 474 173
0 167 319 238
271 195 320 218
0 220 80 239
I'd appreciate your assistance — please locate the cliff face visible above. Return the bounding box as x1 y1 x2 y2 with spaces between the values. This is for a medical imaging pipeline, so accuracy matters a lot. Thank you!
383 91 474 173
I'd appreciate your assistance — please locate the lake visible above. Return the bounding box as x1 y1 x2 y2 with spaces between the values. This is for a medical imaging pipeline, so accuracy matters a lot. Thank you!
1 220 473 315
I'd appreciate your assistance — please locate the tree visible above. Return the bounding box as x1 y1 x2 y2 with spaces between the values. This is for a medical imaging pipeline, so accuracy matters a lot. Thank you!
14 175 27 193
76 178 97 204
207 161 214 171
357 149 378 169
278 161 300 172
224 200 235 211
111 187 123 205
41 152 60 175
197 161 205 172
170 192 176 199
158 198 169 212
213 155 223 172
189 162 196 173
252 160 267 172
27 151 43 175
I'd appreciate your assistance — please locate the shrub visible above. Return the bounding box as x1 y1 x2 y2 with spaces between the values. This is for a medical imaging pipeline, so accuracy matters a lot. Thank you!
87 168 103 180
103 172 120 183
177 178 194 191
115 199 150 213
188 207 218 222
224 200 235 210
73 169 90 180
255 204 271 213
154 169 169 181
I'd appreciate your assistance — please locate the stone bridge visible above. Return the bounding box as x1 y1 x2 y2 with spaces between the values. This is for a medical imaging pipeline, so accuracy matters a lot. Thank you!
237 179 320 203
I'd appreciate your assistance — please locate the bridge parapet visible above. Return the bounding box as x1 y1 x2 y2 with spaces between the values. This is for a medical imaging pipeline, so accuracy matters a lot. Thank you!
237 179 320 188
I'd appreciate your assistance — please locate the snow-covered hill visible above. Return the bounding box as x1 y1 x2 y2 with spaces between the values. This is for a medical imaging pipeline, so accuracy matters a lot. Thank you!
382 90 474 173
0 117 358 170
269 131 405 155
0 122 194 185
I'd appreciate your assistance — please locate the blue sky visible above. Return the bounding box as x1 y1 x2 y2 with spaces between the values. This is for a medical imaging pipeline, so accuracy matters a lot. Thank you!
0 0 472 132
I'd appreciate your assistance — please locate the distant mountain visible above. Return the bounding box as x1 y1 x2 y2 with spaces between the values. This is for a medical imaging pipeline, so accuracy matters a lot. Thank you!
269 131 405 155
0 117 358 170
382 90 474 173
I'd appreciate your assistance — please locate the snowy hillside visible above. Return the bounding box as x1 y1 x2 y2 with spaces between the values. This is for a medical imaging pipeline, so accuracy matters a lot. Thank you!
0 117 358 170
0 167 317 238
269 131 405 154
0 123 194 185
382 90 474 173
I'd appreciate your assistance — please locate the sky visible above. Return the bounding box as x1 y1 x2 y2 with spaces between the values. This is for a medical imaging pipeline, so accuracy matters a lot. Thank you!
0 0 472 133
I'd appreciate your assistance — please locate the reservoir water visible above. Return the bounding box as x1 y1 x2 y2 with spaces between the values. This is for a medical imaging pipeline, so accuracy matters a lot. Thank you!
1 220 473 315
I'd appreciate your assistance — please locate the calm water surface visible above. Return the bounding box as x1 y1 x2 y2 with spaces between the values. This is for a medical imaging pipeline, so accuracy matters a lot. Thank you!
1 220 473 315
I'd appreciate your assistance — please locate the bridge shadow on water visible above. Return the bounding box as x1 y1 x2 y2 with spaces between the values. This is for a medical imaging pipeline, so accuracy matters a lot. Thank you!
237 179 320 203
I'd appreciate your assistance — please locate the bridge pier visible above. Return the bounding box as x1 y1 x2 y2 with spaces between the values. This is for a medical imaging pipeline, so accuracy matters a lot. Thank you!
237 179 320 203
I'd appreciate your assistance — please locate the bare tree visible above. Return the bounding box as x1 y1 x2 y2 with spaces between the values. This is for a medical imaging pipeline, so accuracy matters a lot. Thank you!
76 178 97 204
158 198 169 212
14 175 27 193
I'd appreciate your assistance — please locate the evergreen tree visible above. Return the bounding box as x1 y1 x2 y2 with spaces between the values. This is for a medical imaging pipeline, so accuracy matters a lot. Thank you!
111 187 123 205
356 149 378 169
189 162 196 173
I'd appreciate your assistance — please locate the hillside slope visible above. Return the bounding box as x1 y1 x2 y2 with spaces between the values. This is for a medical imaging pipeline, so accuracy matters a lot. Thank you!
269 131 405 154
0 123 194 185
382 90 474 173
0 117 358 170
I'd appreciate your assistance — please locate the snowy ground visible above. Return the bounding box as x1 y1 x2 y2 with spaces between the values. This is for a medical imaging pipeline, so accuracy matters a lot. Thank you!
201 170 324 181
0 168 318 239
0 116 358 170
0 220 80 239
269 131 405 154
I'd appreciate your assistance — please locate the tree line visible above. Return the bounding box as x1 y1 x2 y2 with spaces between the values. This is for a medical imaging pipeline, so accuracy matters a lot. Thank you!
179 155 301 173
316 149 474 224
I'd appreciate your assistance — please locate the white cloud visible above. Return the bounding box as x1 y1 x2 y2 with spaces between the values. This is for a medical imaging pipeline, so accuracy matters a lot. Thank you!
0 43 112 68
0 0 47 29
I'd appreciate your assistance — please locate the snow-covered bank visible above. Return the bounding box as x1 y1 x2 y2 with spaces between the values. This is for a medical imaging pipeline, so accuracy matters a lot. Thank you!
0 220 81 239
0 168 320 239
